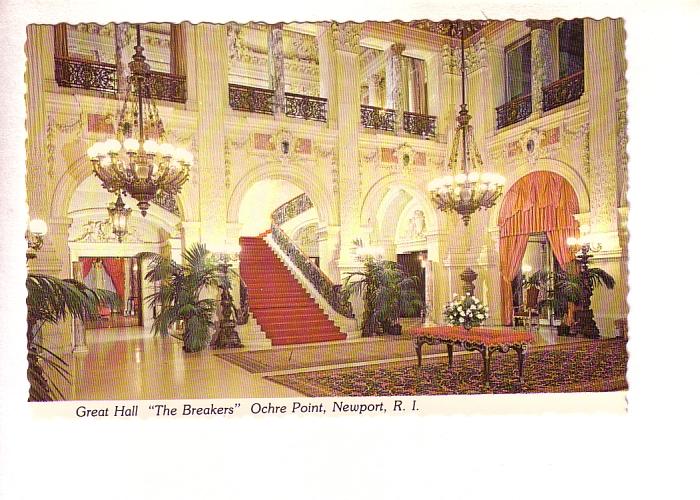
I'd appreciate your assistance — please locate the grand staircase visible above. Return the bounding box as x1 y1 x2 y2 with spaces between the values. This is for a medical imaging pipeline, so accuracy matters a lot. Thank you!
239 235 347 346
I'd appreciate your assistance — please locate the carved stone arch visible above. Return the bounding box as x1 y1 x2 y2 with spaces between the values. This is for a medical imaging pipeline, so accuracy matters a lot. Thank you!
49 153 193 222
359 174 439 238
226 159 338 227
487 158 590 230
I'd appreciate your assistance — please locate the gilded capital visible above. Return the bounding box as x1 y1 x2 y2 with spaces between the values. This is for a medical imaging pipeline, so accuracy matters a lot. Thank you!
331 22 362 53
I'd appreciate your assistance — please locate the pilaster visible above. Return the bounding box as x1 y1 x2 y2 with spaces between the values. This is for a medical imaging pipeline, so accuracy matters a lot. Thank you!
194 24 229 247
585 19 620 242
386 43 406 127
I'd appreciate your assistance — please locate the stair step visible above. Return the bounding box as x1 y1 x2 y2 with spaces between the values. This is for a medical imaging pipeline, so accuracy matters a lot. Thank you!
238 235 346 346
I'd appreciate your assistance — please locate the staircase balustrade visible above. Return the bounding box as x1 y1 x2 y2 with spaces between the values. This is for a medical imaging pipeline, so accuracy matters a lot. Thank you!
270 224 354 318
271 193 313 226
236 276 250 325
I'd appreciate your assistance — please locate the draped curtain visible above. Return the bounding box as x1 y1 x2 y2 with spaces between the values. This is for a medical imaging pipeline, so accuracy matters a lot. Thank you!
498 171 580 324
80 257 126 303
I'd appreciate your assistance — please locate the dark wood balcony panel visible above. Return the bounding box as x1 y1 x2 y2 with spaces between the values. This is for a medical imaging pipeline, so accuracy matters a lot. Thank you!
496 94 532 129
360 105 396 132
228 84 275 115
146 71 187 104
542 70 585 112
54 57 117 94
403 111 437 137
285 93 327 122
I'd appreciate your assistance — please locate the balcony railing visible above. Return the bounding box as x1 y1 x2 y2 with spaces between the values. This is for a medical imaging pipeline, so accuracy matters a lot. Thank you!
360 105 396 132
228 84 275 115
284 93 327 122
55 57 187 104
543 70 585 112
146 71 187 104
55 57 117 93
403 111 437 137
496 94 532 129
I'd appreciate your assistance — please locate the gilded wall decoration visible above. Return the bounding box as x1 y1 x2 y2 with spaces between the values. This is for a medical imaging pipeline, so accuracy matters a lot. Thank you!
330 22 362 54
71 218 144 244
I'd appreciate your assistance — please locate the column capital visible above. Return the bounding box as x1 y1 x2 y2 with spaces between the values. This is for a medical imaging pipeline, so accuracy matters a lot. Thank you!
330 22 362 54
389 42 406 57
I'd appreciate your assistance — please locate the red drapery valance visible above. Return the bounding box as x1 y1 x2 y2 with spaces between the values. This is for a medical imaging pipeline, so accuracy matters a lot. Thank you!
498 171 580 324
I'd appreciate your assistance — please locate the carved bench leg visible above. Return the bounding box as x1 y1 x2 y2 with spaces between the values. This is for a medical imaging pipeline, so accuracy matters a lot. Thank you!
515 345 526 384
415 339 424 367
447 343 453 368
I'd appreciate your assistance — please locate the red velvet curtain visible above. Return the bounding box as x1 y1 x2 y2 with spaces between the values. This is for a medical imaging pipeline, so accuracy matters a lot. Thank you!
498 171 580 324
81 257 97 279
101 257 126 302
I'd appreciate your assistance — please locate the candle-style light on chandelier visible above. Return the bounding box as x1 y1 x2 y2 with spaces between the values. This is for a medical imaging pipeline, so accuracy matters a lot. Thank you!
108 193 132 243
87 24 192 217
428 21 505 226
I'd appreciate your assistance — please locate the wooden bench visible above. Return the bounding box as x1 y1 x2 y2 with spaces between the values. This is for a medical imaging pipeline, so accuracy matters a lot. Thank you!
411 326 535 389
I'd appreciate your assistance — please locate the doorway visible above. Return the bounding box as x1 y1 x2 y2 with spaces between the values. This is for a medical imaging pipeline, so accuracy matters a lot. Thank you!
80 256 143 329
396 251 426 318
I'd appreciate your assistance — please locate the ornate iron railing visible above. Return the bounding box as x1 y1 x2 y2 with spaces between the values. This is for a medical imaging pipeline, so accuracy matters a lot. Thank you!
236 277 249 325
153 191 180 217
54 57 187 103
496 94 532 129
271 193 313 226
403 111 437 137
543 70 585 112
54 57 117 93
147 71 187 104
228 84 275 114
284 93 328 122
360 105 396 132
270 224 354 318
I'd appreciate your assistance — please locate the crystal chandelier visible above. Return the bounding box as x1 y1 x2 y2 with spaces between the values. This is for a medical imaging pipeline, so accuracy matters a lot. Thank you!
87 24 192 216
428 22 505 226
108 193 132 243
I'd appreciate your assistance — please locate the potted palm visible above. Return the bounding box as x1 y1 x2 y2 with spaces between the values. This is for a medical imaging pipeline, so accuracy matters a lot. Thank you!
26 273 120 401
553 266 616 336
342 256 422 336
144 243 240 353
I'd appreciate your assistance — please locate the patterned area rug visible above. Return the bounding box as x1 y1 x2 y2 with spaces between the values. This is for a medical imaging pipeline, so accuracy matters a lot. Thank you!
215 335 448 373
264 339 628 396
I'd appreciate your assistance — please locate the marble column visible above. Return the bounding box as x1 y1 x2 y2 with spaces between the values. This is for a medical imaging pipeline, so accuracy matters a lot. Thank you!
422 259 436 326
437 43 462 144
386 43 405 127
70 262 88 353
268 23 286 117
317 23 338 127
114 23 131 100
368 73 382 107
194 25 229 248
527 20 556 117
466 38 503 144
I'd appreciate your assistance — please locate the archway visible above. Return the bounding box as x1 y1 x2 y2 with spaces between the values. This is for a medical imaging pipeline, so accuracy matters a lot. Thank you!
67 176 182 331
497 171 580 325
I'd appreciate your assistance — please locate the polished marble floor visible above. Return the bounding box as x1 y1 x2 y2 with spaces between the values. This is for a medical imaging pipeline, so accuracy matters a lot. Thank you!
57 322 593 401
64 327 303 400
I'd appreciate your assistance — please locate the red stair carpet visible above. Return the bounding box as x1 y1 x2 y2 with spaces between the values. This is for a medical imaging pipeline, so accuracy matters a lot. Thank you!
239 236 346 346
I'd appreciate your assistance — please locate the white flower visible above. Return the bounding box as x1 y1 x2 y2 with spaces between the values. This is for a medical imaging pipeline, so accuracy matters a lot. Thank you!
470 305 476 310
460 310 466 316
477 314 484 319
459 317 465 323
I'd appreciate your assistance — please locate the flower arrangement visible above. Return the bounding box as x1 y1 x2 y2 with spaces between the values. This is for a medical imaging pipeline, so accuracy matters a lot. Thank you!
444 293 489 329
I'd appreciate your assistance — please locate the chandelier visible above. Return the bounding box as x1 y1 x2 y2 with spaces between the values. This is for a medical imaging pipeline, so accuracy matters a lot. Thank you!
87 24 192 216
108 193 132 243
428 22 505 226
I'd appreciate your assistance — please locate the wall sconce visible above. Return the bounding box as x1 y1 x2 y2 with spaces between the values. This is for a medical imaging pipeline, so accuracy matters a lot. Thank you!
521 263 533 274
355 245 384 261
26 218 48 260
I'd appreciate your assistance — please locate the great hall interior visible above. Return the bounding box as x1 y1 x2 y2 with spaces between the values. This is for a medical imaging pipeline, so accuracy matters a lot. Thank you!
24 18 629 401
